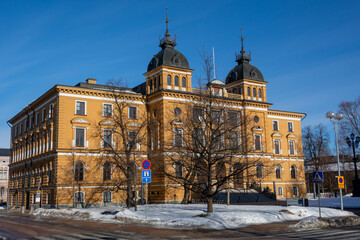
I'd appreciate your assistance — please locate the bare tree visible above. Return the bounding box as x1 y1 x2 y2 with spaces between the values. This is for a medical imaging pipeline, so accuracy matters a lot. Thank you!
339 97 360 135
163 50 261 213
95 80 148 208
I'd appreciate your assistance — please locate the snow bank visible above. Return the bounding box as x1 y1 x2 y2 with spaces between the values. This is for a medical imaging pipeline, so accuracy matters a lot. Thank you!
31 204 355 229
290 215 360 231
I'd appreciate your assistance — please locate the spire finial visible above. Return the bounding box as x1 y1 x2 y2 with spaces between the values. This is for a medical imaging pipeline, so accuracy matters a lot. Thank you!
159 8 177 49
163 8 170 38
240 27 245 55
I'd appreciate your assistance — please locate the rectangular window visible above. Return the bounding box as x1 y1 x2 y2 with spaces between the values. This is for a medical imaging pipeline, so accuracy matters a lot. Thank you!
103 130 112 148
211 110 222 125
49 104 53 119
193 108 204 123
175 162 183 178
288 122 293 132
20 124 23 134
274 140 280 154
46 193 51 204
42 109 46 122
228 131 239 149
255 135 261 150
227 111 239 127
29 117 33 129
103 104 112 117
278 187 283 195
103 191 112 203
193 128 205 149
76 101 85 115
174 129 183 147
128 106 137 119
213 129 222 149
14 127 18 138
289 141 295 155
128 131 138 149
182 77 186 87
25 120 28 131
74 192 84 203
35 113 39 125
273 120 279 131
292 186 298 196
75 128 85 147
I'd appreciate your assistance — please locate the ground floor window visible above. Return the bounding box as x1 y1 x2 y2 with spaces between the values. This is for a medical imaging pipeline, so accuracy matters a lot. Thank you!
103 191 112 203
292 186 298 196
32 193 36 204
277 187 283 195
74 191 85 203
46 192 51 204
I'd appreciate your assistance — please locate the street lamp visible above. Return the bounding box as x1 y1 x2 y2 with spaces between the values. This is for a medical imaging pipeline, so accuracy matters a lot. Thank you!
345 133 360 197
326 111 344 210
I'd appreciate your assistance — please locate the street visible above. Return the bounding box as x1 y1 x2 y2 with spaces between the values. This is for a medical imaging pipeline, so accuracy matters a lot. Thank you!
0 210 360 239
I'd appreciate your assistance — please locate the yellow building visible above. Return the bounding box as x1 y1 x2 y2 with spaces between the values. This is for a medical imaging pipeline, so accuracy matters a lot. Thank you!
8 21 306 209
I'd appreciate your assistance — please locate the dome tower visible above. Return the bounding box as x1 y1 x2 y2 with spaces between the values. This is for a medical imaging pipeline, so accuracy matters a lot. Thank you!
144 9 193 95
225 29 268 102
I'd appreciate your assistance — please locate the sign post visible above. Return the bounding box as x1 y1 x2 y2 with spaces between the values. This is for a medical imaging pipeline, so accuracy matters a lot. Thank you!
141 160 151 220
313 171 324 217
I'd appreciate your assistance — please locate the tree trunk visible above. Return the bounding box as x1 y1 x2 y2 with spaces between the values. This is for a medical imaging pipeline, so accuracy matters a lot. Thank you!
207 196 213 213
126 167 132 208
181 186 191 204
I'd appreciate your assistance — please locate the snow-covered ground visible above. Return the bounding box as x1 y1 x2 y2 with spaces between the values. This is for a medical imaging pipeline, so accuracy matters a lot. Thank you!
32 204 355 229
309 196 360 208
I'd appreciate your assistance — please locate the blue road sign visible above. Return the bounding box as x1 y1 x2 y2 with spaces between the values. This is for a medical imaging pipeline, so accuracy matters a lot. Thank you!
142 170 151 183
313 171 324 183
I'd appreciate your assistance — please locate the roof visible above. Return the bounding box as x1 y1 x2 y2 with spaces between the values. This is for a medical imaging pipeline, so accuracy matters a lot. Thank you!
0 148 10 157
225 60 264 84
147 46 190 72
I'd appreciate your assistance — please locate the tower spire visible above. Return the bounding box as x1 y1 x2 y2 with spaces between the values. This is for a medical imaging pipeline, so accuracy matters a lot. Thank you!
159 8 177 49
235 27 251 63
240 28 245 56
164 8 170 38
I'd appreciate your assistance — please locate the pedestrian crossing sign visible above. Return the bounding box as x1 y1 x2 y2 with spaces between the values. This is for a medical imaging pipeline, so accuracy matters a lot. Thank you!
312 171 324 183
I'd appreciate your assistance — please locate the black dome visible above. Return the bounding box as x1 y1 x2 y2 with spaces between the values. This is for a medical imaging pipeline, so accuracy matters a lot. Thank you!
147 47 189 72
225 61 264 84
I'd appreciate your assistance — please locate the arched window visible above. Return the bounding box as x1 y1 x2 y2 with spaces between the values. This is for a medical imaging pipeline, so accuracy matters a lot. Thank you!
167 75 172 85
247 87 251 96
103 162 112 181
291 165 296 179
182 77 186 87
277 187 283 195
253 88 256 97
256 162 263 178
175 76 179 86
74 161 84 181
258 89 262 97
74 191 85 203
276 165 281 179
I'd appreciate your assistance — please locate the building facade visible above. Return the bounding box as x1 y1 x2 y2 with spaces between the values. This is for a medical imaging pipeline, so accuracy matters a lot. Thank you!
8 21 306 208
0 149 10 204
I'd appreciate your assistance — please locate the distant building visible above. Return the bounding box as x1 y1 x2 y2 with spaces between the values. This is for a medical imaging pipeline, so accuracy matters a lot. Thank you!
8 17 306 208
0 148 10 203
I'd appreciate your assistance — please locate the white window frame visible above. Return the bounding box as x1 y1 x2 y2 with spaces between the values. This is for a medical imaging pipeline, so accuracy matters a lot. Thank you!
103 103 113 117
102 129 113 148
289 140 295 155
288 121 294 132
128 130 140 150
74 127 87 147
128 106 138 119
274 139 281 154
254 134 262 151
173 128 183 147
74 191 85 203
292 186 298 196
103 191 113 203
75 100 87 115
277 186 283 195
272 120 279 131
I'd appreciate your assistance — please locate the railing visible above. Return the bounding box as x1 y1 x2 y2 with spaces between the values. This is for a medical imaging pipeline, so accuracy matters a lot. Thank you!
227 93 243 100
235 51 251 61
160 36 176 45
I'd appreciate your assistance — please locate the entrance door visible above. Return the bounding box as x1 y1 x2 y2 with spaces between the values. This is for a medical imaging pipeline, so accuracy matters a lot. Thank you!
26 191 30 209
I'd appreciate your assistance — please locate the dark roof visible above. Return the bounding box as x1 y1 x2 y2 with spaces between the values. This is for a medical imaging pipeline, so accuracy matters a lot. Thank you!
76 82 132 92
225 60 264 84
147 47 189 72
0 148 10 156
132 82 146 95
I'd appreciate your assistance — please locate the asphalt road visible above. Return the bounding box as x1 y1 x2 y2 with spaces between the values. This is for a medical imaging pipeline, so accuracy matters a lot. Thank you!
0 210 359 239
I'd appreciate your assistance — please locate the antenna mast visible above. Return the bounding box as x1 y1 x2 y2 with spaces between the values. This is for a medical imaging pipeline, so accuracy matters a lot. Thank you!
212 46 216 80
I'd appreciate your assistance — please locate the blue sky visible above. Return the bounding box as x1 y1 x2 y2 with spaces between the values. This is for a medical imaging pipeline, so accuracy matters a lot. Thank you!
0 0 360 148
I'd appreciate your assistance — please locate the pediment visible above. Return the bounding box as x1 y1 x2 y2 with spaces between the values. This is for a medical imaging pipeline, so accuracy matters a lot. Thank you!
71 117 90 125
271 132 282 138
99 119 115 126
286 134 296 138
252 126 263 131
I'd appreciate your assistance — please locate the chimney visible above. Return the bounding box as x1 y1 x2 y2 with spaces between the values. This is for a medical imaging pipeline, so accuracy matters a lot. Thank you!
86 78 97 84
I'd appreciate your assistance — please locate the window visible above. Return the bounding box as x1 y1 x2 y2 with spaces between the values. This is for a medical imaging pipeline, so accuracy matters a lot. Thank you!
35 113 39 125
0 170 7 180
288 122 293 132
292 186 298 196
256 163 263 178
213 129 222 149
228 131 239 150
158 77 161 89
74 161 84 181
128 131 138 149
182 77 186 87
291 165 296 179
175 162 183 178
74 192 85 203
75 128 85 147
233 89 237 94
103 191 112 203
48 168 52 183
42 108 46 122
258 89 262 98
25 120 28 131
275 165 281 179
49 104 53 119
273 121 279 131
278 187 283 195
253 88 256 97
227 111 239 126
103 104 112 117
211 110 222 125
167 75 171 85
103 130 112 148
32 193 36 204
0 187 5 197
289 141 295 155
175 76 179 86
274 140 280 154
103 162 112 181
128 106 137 119
46 192 51 204
193 108 204 123
239 88 242 95
29 117 33 129
247 87 250 96
20 124 23 135
193 128 204 149
255 135 261 150
76 101 85 115
174 129 183 147
151 130 157 150
14 126 18 137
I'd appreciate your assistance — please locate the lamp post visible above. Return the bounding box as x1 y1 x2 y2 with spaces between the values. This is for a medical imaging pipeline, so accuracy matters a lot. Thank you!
345 133 360 197
326 111 344 210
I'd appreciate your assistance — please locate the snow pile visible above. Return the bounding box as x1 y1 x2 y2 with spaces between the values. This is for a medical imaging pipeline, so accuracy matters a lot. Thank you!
290 216 360 231
309 196 360 208
32 204 355 229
